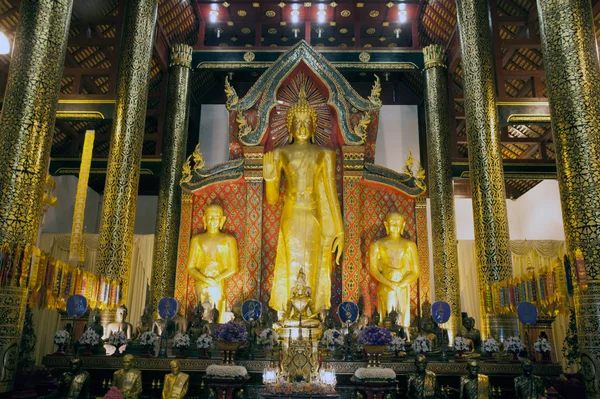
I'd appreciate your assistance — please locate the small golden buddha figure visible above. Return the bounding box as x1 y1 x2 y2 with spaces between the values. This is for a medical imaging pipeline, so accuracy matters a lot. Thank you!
187 204 239 323
112 354 142 399
278 268 320 328
264 87 344 314
43 357 90 399
90 311 104 339
107 304 133 340
462 316 482 353
369 212 419 327
514 359 546 399
162 360 189 399
407 354 437 399
207 306 220 333
134 306 153 340
171 301 189 334
459 360 490 399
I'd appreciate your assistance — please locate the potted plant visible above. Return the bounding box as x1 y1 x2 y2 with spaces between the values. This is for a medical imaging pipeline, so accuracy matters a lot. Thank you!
504 336 524 362
482 338 499 362
357 325 393 367
534 337 552 363
78 328 100 356
173 333 191 357
196 333 213 358
107 331 127 356
213 321 248 364
411 336 432 355
452 336 470 360
139 331 158 357
53 330 70 355
257 328 279 359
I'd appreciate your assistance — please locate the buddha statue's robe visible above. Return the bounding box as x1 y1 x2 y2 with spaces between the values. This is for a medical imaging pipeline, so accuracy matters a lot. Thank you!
406 370 436 399
460 374 490 399
112 369 142 399
514 374 546 399
162 372 189 399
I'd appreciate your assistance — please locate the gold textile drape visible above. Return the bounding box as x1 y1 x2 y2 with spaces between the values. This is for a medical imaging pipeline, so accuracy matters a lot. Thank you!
458 240 568 366
32 233 154 365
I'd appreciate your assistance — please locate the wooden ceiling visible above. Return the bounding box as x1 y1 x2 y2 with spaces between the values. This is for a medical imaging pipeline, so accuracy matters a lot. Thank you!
0 0 598 197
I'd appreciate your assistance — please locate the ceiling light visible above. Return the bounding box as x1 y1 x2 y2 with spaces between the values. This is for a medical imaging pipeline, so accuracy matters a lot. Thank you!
317 10 326 23
292 28 300 38
209 10 219 22
398 10 407 23
316 27 324 38
215 28 223 38
291 9 299 23
394 28 402 39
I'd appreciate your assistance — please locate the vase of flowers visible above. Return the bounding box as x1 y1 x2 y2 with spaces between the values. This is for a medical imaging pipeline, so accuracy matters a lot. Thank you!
196 333 213 358
173 333 191 357
482 338 499 362
108 331 127 356
534 338 552 363
78 328 100 356
358 325 393 367
453 336 470 360
412 336 432 356
321 329 345 359
53 330 70 355
139 331 158 357
504 336 524 362
213 321 248 364
257 328 279 359
390 337 406 357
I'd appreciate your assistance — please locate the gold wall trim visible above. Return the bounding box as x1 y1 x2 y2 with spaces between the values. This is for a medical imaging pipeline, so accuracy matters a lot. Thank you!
56 111 105 120
506 114 551 123
196 61 418 70
496 101 550 106
58 99 116 104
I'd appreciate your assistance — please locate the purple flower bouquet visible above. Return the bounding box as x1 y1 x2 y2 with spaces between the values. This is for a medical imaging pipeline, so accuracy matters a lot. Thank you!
213 321 248 343
357 325 393 346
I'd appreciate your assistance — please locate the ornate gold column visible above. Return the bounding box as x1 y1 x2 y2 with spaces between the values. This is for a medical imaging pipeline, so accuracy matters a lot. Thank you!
150 45 193 311
456 0 516 339
0 0 73 246
537 0 600 391
0 1 72 392
97 0 158 302
422 45 460 339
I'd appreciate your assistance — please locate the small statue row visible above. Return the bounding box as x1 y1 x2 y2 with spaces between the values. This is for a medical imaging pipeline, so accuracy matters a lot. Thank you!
407 356 546 399
43 355 189 399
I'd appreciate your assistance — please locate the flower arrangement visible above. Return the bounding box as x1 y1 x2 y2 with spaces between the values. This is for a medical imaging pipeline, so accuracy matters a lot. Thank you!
357 325 393 346
534 338 552 353
257 328 279 348
139 331 158 347
389 337 406 352
54 330 70 345
412 336 432 353
213 321 248 342
504 336 524 354
108 331 127 348
206 364 248 379
321 329 345 348
103 386 123 399
453 336 471 352
482 338 500 354
197 333 213 349
353 367 397 381
78 328 100 346
173 333 191 349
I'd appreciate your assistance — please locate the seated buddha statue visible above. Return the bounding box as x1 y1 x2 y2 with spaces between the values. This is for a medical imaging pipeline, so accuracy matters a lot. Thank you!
277 268 320 328
134 306 153 340
106 304 133 340
462 316 482 353
418 301 439 350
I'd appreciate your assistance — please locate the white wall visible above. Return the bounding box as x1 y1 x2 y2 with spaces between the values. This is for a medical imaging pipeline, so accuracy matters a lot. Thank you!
375 105 420 169
199 104 230 167
42 176 158 235
43 175 102 234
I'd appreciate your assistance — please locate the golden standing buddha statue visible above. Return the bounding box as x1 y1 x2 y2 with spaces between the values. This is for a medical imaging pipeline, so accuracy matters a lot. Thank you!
369 212 419 326
186 204 239 323
263 87 344 314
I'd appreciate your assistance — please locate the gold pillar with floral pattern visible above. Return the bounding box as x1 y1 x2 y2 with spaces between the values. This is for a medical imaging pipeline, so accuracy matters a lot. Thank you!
456 0 516 339
0 0 73 246
97 0 158 302
537 0 600 391
150 45 193 311
423 44 460 339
